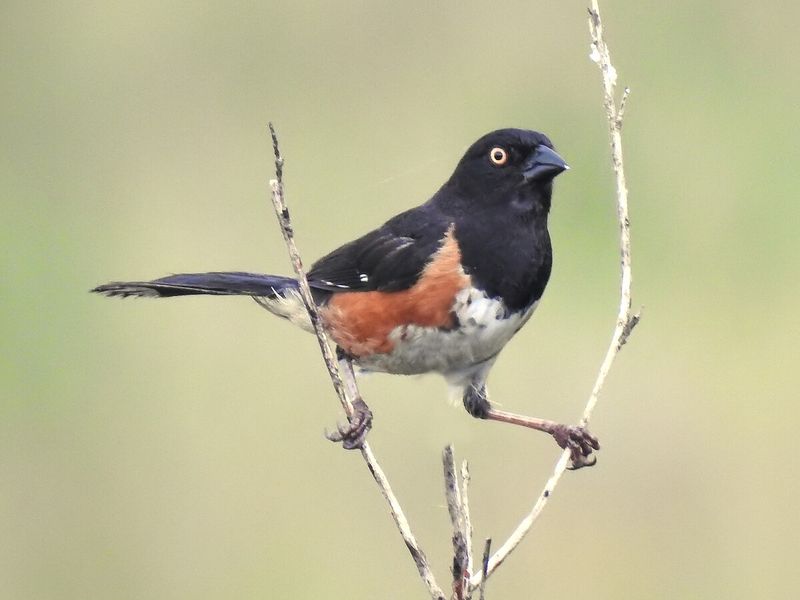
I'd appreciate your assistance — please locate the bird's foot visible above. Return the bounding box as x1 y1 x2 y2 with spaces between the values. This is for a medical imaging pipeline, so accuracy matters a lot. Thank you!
325 398 373 450
552 424 600 470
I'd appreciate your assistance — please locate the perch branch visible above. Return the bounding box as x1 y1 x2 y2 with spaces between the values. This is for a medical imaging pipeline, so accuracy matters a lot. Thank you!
468 0 639 589
267 123 446 600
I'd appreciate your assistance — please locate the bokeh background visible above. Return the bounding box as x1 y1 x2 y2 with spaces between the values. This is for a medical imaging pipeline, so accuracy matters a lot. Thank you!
2 1 799 598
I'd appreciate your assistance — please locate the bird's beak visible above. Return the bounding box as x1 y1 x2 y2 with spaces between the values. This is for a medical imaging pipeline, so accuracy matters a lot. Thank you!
522 146 569 182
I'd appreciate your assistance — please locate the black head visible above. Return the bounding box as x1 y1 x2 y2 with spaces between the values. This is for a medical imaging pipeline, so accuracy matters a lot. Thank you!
442 128 568 215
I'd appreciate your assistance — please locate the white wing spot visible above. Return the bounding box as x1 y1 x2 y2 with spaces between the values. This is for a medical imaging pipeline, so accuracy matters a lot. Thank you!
394 238 414 250
320 279 350 289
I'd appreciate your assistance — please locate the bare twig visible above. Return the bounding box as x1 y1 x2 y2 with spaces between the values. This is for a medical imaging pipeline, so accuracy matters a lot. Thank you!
443 446 471 599
479 539 491 600
468 1 639 589
460 459 474 577
582 0 640 418
267 125 352 418
267 123 446 600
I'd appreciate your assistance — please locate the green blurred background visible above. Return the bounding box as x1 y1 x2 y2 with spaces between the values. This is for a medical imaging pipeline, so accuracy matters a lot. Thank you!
2 1 798 598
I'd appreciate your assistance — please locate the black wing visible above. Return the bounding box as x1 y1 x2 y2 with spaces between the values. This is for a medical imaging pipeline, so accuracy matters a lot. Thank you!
308 205 451 293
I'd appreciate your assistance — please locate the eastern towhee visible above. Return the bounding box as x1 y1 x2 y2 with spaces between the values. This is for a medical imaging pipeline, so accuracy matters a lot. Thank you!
94 128 599 469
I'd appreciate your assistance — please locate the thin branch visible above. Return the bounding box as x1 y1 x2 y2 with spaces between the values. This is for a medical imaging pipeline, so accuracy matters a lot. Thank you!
443 446 471 599
468 0 639 589
479 539 491 600
267 123 446 600
460 459 474 578
267 125 351 418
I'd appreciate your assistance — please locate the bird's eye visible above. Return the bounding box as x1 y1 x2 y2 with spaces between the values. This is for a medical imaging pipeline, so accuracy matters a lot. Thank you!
489 147 508 166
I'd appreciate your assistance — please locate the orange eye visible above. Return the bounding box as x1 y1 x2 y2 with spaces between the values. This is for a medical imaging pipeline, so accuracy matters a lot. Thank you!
489 147 508 166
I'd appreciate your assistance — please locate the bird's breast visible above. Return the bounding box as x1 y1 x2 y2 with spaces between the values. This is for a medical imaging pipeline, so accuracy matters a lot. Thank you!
351 287 537 376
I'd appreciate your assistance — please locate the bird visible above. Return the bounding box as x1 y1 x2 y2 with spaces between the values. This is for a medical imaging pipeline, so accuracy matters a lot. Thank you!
93 128 599 469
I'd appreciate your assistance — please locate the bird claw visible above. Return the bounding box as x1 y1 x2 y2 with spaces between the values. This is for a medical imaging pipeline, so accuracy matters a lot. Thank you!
325 398 373 450
552 424 600 470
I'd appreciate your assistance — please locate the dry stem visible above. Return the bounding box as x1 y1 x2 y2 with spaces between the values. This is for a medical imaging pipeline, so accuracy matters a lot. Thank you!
467 0 639 589
443 446 472 599
267 123 446 600
479 539 491 600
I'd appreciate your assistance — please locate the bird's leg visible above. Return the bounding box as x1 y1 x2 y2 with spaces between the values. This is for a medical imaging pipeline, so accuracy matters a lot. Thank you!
325 350 373 450
462 384 599 469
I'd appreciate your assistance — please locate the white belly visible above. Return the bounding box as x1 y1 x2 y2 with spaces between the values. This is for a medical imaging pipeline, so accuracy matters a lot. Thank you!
356 287 537 380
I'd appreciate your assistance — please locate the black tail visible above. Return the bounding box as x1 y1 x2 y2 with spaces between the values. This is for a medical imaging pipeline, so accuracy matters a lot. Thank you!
92 272 298 298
